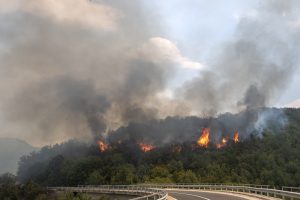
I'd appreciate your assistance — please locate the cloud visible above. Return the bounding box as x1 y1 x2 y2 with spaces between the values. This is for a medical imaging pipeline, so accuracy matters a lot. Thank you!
139 37 205 70
0 0 120 31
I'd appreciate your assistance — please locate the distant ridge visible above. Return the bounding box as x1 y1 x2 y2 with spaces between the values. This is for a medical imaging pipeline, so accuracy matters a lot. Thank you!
0 138 38 175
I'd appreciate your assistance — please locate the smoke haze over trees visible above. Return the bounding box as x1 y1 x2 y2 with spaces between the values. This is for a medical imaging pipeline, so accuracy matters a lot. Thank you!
16 108 300 187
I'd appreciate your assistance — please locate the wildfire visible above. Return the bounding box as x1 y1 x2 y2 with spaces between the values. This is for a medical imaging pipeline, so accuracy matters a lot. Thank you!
216 137 228 149
234 131 239 143
98 140 108 152
139 142 155 152
197 128 210 147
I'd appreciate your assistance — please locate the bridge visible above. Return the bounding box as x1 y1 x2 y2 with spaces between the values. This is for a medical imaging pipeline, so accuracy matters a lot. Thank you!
49 184 300 200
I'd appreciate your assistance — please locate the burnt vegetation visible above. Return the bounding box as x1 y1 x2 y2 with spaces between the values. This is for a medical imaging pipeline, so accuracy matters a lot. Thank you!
15 108 300 187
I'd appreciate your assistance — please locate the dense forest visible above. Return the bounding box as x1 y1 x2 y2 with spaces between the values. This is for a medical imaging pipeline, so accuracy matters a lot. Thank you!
14 108 300 187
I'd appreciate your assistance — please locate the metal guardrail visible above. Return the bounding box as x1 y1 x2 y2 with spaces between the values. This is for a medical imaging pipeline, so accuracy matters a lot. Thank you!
154 183 270 188
282 187 300 193
143 184 300 200
49 184 300 200
49 185 168 200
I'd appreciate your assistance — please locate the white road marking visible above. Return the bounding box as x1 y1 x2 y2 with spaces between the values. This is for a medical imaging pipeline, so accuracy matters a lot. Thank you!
170 191 211 200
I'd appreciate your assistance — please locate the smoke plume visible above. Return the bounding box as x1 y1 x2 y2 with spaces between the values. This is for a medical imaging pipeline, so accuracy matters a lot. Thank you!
0 0 299 146
178 0 300 115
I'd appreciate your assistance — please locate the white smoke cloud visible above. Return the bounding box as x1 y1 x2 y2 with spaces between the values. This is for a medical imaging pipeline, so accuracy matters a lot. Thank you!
0 0 120 31
139 37 205 70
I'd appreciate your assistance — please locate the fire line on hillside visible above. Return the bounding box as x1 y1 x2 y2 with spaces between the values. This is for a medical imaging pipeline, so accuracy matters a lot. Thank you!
98 128 240 153
197 128 239 149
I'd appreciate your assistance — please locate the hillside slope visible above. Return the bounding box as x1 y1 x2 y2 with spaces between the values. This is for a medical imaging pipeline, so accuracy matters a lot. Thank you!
0 138 38 175
16 108 300 187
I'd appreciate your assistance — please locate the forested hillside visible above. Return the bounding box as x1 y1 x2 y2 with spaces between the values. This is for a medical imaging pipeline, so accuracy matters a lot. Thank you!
17 108 300 187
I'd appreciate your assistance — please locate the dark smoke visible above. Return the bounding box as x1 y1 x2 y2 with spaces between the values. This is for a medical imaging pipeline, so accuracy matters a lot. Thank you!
0 0 299 146
0 1 178 145
239 85 266 110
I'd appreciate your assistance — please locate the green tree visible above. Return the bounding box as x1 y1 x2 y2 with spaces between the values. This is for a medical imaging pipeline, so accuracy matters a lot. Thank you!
0 173 16 185
149 166 173 183
174 170 198 183
21 181 44 200
85 170 105 185
111 164 136 184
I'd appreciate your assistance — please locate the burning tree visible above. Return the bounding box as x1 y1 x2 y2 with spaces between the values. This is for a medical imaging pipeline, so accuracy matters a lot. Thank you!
197 128 210 147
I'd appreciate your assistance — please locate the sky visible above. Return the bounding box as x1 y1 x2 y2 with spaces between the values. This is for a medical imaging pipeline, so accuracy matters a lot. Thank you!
0 0 299 146
148 0 300 106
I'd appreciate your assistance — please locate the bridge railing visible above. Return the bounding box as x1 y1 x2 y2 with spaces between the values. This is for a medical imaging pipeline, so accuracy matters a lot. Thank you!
49 184 300 200
49 185 168 200
282 187 300 193
142 184 300 200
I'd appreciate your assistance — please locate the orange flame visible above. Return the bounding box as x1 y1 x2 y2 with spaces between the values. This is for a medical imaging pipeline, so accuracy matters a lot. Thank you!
197 128 210 147
234 131 239 143
139 142 155 152
98 140 108 152
216 137 228 148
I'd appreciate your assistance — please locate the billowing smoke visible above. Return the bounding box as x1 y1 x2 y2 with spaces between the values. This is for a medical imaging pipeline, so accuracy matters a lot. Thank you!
171 0 300 139
0 0 299 146
0 0 184 145
178 0 300 115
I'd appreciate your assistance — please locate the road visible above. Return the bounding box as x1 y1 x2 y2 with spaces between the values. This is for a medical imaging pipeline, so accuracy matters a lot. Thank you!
167 190 258 200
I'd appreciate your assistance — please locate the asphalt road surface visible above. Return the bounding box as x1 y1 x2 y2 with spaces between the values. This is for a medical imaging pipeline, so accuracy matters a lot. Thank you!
168 190 251 200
